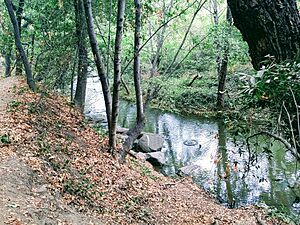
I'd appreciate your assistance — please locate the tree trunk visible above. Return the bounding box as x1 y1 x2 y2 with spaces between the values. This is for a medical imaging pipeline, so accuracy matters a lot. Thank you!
150 0 173 77
4 47 12 77
120 0 145 162
30 33 35 66
5 0 36 91
110 0 126 151
83 0 112 133
74 0 88 111
227 0 300 70
216 52 228 108
106 0 113 84
216 6 231 109
15 0 25 76
133 0 143 125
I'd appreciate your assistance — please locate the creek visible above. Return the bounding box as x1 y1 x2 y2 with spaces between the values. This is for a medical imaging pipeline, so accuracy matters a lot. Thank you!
84 77 300 218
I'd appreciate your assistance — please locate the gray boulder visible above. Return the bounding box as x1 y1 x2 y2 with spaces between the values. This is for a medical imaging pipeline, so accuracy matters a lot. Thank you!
129 150 166 167
137 133 164 153
116 127 129 134
146 152 166 167
178 164 200 177
86 113 107 123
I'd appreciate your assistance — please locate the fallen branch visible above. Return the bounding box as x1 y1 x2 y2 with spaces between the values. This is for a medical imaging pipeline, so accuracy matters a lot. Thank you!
188 74 202 87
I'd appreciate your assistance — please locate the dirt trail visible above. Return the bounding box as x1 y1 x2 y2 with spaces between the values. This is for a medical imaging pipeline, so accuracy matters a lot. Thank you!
0 76 18 111
0 76 102 225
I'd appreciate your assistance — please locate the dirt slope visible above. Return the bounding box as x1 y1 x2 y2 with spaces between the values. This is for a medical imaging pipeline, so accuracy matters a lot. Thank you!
0 76 290 225
0 77 102 224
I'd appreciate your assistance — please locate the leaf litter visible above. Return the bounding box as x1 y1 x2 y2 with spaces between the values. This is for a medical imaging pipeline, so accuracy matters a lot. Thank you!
0 78 291 225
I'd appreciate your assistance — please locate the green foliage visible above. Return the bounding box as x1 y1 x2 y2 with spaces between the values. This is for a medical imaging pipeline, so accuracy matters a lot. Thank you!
267 206 299 225
241 61 300 111
7 100 23 112
93 124 108 136
1 134 10 144
132 159 158 180
239 60 300 153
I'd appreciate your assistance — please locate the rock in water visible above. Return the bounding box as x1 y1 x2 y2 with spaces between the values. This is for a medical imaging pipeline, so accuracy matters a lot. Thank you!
129 150 166 167
146 152 166 167
178 164 200 177
137 133 164 153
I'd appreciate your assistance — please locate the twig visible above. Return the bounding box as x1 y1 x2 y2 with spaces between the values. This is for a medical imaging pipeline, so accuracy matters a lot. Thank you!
289 87 300 143
247 131 300 160
120 0 199 77
283 101 297 150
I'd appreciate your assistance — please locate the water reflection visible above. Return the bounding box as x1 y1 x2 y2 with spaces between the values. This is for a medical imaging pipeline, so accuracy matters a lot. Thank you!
84 77 300 218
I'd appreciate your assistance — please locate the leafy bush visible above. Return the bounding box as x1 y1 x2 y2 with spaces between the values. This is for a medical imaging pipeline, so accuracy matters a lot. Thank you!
240 60 300 152
175 90 215 109
241 61 300 111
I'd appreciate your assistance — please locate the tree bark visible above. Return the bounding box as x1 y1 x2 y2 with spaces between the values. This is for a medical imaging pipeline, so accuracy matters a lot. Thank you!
30 33 35 66
15 0 25 76
216 6 231 109
4 46 12 77
216 52 228 108
228 0 300 70
106 0 113 84
74 0 88 111
83 0 112 133
133 0 143 125
110 0 126 151
150 0 173 77
120 0 145 162
5 0 36 91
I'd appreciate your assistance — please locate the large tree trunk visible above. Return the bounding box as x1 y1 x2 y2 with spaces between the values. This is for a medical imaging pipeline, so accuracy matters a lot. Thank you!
5 0 36 91
74 0 88 111
83 0 112 133
15 0 25 76
227 0 300 70
110 0 126 151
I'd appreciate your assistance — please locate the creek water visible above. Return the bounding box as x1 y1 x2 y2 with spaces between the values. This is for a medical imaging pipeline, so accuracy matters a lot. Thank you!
84 77 300 218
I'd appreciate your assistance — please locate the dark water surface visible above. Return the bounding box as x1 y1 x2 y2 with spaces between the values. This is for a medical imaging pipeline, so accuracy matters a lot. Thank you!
85 77 300 218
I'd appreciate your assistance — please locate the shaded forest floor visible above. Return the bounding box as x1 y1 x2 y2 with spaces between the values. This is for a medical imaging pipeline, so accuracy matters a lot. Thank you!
0 76 290 224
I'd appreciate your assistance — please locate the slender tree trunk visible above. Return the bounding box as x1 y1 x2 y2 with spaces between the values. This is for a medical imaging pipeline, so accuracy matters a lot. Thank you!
70 48 78 102
110 0 126 151
120 0 145 162
133 0 143 124
163 0 206 77
216 52 228 108
5 47 12 77
74 0 88 111
5 0 36 91
227 0 300 70
120 1 198 77
146 0 207 101
215 3 231 109
150 0 173 77
30 33 35 66
106 0 112 84
15 0 25 76
83 0 112 133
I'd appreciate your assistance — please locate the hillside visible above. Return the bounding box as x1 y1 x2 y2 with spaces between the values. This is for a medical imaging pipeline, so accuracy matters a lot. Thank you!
0 77 288 225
